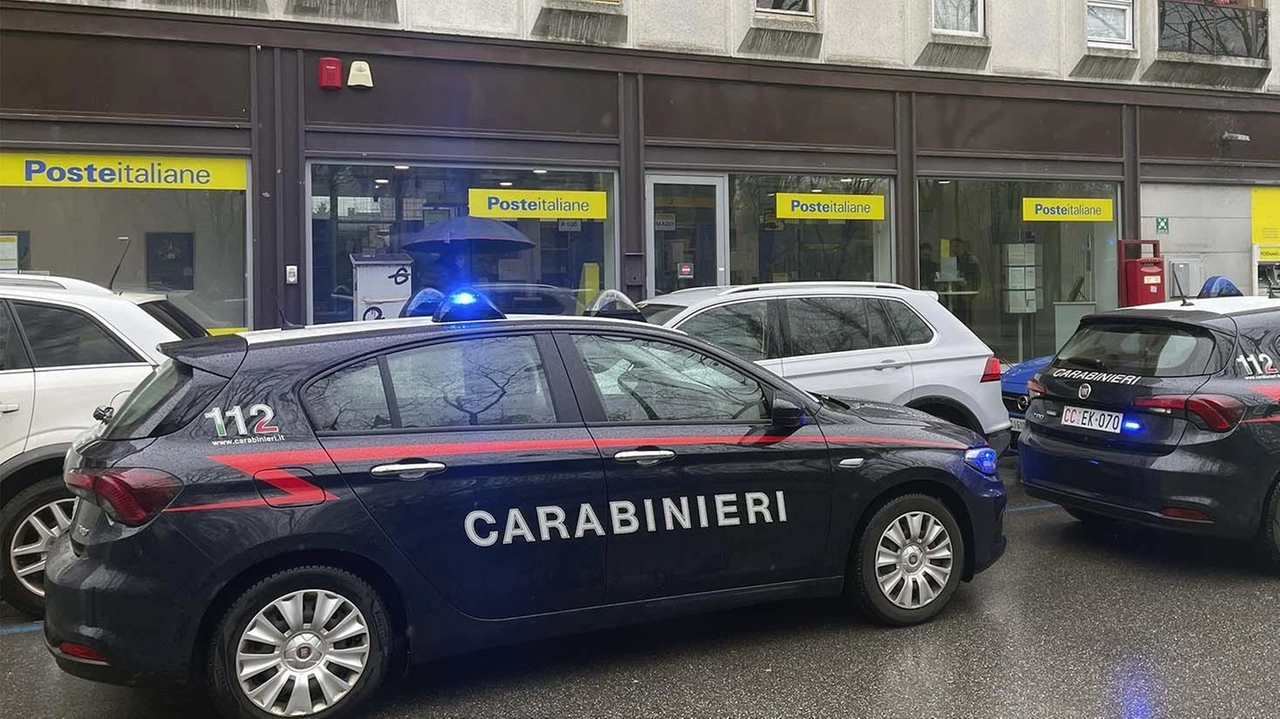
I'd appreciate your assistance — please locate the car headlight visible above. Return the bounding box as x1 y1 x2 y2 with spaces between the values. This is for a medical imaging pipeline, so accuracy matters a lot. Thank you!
964 447 999 476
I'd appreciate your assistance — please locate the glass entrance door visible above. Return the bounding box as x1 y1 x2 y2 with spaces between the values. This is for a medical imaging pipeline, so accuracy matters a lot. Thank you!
646 175 728 296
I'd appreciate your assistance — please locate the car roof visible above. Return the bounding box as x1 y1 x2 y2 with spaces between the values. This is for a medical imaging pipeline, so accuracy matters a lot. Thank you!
240 314 674 346
1095 296 1280 326
1134 296 1280 316
640 282 937 309
0 284 179 362
0 274 167 305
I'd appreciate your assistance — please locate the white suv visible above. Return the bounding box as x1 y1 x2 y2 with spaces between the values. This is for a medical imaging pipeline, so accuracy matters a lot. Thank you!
638 282 1011 451
0 275 201 615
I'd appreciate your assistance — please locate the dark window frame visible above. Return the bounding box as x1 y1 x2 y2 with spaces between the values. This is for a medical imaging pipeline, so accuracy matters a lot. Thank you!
0 300 33 372
10 300 144 369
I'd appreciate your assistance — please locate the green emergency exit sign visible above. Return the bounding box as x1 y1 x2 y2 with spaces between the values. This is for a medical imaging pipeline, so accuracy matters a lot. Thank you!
1156 217 1170 234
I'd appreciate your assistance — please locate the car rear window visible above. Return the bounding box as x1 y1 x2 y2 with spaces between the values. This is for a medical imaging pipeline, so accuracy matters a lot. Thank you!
102 359 227 439
638 303 687 325
139 300 209 340
1054 322 1218 378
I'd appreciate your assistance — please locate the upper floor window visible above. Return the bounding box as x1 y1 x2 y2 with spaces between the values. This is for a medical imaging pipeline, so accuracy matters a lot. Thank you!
933 0 984 36
1088 0 1135 48
757 0 814 16
1159 0 1269 60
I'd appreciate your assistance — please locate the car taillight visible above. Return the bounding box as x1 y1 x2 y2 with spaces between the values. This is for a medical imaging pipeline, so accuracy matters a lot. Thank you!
1027 379 1046 399
63 468 183 526
59 642 107 662
1134 394 1244 432
981 357 1001 383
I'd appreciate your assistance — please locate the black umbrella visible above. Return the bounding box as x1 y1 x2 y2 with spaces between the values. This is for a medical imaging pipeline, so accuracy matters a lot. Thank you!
401 216 536 255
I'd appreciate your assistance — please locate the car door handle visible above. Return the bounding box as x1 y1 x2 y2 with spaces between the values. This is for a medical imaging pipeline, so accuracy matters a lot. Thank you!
873 360 905 370
838 458 865 469
613 450 676 467
0 403 18 414
370 462 447 480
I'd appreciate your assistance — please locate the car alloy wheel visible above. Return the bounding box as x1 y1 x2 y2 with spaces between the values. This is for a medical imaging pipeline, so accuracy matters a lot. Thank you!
234 589 372 717
9 497 76 599
874 511 954 610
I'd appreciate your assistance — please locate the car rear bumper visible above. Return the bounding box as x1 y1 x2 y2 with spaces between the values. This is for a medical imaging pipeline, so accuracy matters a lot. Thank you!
43 535 199 686
1019 431 1267 540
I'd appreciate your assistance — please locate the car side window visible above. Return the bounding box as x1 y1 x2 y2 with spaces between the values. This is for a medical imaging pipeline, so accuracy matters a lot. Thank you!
385 335 557 428
0 303 30 371
571 334 768 423
678 301 771 362
12 302 139 368
882 299 935 345
303 358 394 432
783 297 896 357
868 300 901 349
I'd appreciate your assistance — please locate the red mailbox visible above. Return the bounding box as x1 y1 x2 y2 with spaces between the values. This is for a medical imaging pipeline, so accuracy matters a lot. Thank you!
1125 257 1166 305
1119 239 1165 306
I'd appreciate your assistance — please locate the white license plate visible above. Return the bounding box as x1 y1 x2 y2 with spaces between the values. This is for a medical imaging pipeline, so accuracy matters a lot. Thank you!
1010 417 1026 433
1060 406 1123 434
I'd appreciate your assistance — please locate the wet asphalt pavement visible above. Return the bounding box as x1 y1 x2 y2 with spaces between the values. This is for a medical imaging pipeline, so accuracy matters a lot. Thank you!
3 460 1278 719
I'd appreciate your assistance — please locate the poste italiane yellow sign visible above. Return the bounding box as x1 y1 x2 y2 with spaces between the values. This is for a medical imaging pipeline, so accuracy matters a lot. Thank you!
469 189 608 219
0 152 248 191
1251 187 1280 245
776 193 886 221
1022 198 1114 222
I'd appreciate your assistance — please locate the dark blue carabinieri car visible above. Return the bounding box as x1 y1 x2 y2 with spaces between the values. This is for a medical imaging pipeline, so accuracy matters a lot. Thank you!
44 291 1006 719
1021 297 1280 560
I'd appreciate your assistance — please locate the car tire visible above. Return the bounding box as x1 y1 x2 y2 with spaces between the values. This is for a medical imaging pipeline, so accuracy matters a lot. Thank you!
1260 481 1280 568
208 566 392 719
849 494 966 626
0 476 76 618
1063 507 1116 527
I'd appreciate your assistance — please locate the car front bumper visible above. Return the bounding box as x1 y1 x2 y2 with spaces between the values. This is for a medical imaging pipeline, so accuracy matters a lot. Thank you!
961 465 1007 578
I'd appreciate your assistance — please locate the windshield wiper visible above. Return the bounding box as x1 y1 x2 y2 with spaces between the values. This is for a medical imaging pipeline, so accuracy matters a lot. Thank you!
812 392 852 410
1057 355 1108 371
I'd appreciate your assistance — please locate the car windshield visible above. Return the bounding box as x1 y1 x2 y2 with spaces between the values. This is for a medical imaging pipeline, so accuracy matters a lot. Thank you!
637 302 687 325
1053 322 1218 378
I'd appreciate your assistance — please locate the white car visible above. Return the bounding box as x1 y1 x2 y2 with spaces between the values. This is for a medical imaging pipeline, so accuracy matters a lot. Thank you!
0 275 205 615
638 282 1011 451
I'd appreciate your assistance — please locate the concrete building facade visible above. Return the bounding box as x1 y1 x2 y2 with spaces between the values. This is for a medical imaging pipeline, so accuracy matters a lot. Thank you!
3 0 1279 360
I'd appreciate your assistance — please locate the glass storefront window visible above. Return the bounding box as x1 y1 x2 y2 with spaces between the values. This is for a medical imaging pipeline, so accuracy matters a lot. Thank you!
309 164 616 324
0 154 249 332
729 175 894 286
917 178 1120 363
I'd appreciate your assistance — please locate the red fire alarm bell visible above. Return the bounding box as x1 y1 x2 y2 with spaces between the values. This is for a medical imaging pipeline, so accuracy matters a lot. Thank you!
318 57 343 90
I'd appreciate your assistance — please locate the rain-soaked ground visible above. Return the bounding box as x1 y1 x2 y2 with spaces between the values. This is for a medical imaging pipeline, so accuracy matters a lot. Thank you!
3 460 1277 719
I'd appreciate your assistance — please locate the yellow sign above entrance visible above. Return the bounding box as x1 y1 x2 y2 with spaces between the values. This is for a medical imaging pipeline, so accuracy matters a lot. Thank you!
1251 187 1280 244
468 189 608 219
1259 246 1280 262
0 152 248 190
1022 198 1114 222
775 193 886 221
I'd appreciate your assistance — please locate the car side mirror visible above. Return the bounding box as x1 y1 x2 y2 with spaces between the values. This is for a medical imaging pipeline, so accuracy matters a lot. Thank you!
770 398 806 429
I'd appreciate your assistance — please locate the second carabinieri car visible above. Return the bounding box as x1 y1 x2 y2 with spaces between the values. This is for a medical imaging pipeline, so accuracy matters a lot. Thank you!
43 290 1007 719
1021 296 1280 565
